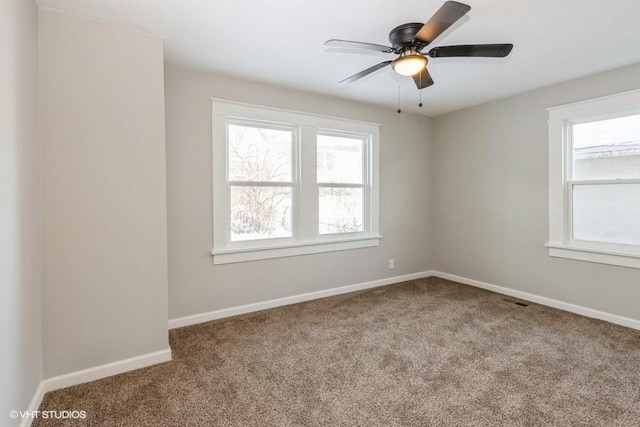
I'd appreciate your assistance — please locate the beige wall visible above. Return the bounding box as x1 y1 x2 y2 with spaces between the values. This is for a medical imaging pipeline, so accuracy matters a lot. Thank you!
165 67 434 320
433 63 640 321
40 9 169 377
1 0 42 420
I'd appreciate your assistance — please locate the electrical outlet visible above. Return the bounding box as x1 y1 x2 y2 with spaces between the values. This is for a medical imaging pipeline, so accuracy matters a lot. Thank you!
388 259 395 270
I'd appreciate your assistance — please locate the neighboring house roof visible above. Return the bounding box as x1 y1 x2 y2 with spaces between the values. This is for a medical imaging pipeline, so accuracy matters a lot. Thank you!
574 140 640 159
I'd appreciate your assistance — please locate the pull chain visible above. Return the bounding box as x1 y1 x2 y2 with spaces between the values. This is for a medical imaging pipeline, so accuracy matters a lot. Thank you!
418 73 423 108
397 86 402 114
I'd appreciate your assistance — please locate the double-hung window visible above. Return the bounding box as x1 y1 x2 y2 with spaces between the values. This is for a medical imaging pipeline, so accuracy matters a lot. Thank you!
212 100 380 264
227 121 295 243
317 132 367 235
547 89 640 269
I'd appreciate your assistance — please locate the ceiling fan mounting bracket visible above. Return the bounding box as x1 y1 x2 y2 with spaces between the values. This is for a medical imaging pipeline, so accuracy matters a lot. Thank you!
388 23 425 52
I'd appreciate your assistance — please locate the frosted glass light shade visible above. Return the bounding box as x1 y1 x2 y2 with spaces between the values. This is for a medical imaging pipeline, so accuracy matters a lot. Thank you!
392 55 427 76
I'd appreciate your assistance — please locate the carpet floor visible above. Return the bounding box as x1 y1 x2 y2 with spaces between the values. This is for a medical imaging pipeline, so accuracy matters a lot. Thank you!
35 277 640 426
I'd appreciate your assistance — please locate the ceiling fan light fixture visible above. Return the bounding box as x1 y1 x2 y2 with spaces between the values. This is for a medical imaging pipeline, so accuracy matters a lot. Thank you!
392 54 427 76
326 1 513 90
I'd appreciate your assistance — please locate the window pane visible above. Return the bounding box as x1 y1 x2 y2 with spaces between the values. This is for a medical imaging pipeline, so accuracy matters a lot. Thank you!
319 187 363 234
572 183 640 246
228 123 292 182
317 134 364 184
572 114 640 180
230 186 292 241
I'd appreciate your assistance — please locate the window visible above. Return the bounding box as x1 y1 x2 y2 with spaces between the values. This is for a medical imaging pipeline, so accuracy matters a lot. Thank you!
212 100 380 264
227 121 295 242
317 132 366 234
547 89 640 269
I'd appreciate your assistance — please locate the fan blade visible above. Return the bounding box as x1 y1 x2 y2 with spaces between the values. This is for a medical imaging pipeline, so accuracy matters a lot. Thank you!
412 68 434 89
325 39 394 53
428 44 513 58
414 1 471 45
338 61 392 85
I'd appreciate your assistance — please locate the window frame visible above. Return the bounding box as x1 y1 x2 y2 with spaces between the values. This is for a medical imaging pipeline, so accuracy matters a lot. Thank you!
546 88 640 269
211 99 381 265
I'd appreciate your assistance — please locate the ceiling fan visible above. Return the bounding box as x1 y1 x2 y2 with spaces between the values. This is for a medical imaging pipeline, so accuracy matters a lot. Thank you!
325 1 513 90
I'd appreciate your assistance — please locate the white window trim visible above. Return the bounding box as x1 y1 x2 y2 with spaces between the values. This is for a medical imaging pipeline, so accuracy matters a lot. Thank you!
546 88 640 269
211 99 381 265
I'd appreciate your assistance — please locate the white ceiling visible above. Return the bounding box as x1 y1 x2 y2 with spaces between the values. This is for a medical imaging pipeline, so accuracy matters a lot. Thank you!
37 0 640 116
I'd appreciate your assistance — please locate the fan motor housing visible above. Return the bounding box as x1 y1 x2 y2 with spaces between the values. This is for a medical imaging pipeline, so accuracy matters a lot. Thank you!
388 22 424 51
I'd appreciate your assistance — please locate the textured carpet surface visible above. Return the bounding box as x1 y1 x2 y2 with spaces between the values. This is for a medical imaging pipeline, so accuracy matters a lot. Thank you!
35 278 640 426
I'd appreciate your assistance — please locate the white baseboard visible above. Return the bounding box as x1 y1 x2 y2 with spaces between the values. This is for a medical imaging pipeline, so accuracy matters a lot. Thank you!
429 270 640 331
169 271 432 329
19 381 45 427
42 348 172 393
169 269 640 331
18 349 172 426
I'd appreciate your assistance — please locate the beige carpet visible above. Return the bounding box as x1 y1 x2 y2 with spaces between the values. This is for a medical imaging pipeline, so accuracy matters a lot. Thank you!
35 277 640 426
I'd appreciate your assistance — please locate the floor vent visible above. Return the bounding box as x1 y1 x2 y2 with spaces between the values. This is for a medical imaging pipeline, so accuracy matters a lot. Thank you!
503 298 529 307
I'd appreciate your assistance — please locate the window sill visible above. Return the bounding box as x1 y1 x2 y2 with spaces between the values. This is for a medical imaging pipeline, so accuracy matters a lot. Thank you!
545 242 640 269
212 235 382 265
